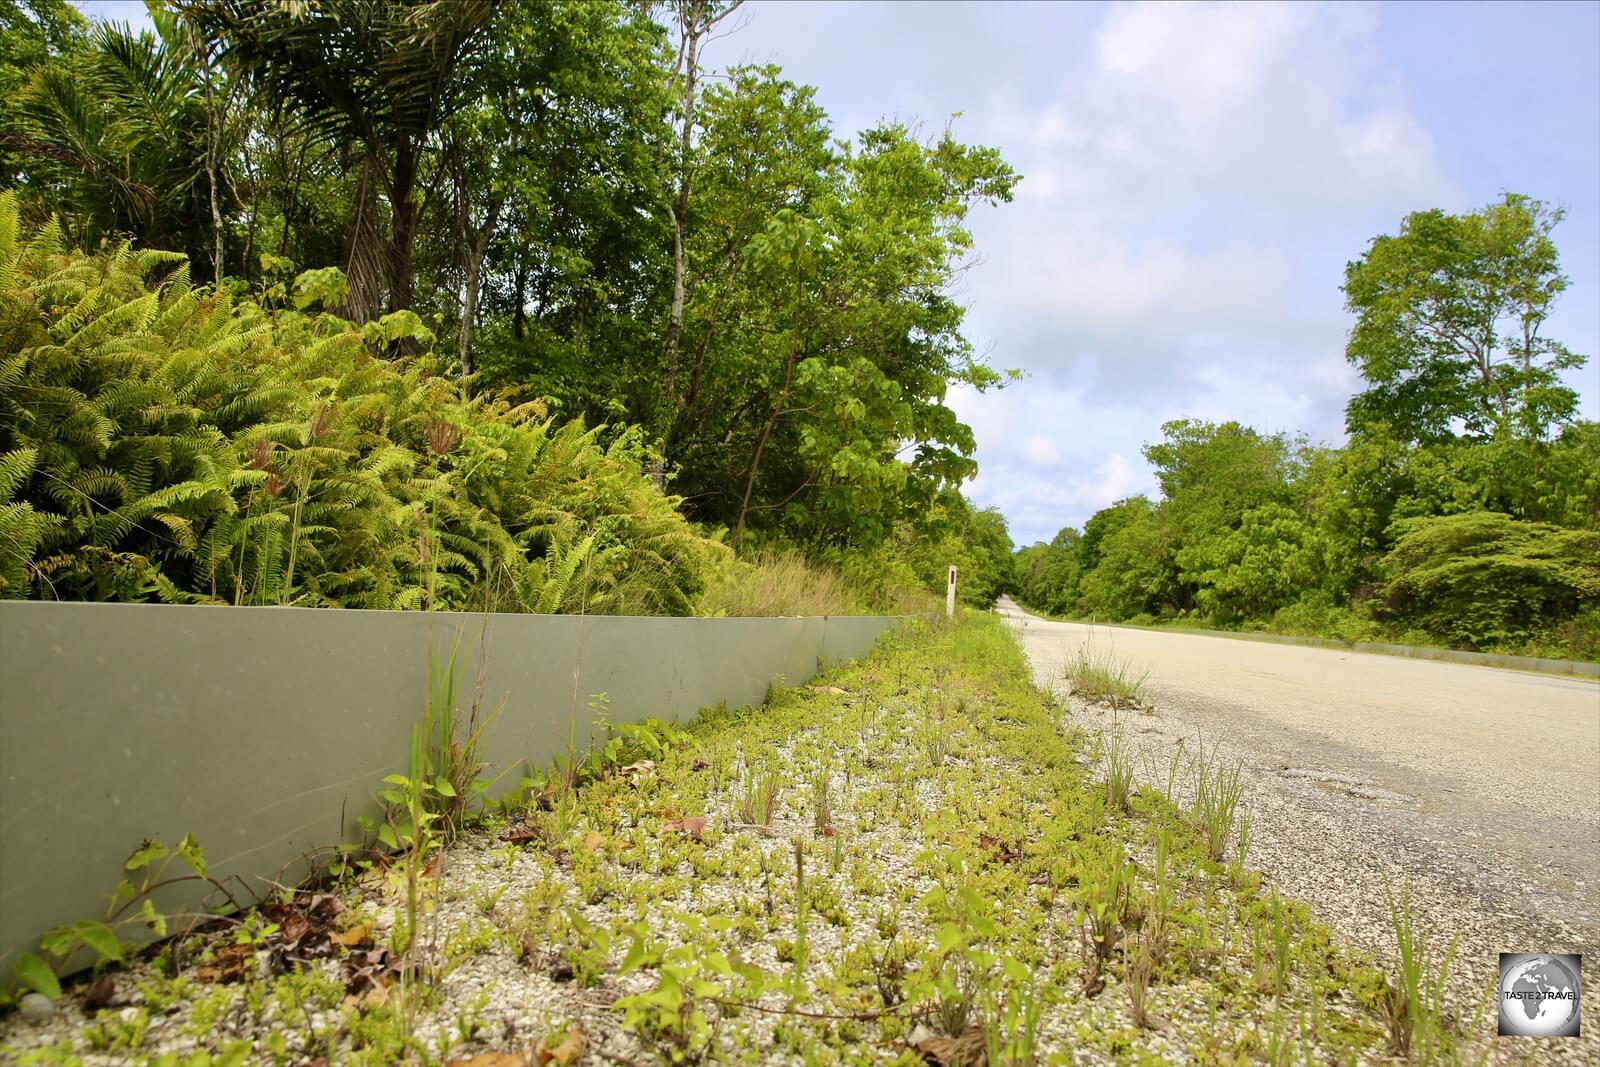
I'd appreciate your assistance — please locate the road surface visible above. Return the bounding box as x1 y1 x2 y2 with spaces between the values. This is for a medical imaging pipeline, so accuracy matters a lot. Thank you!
998 597 1599 1054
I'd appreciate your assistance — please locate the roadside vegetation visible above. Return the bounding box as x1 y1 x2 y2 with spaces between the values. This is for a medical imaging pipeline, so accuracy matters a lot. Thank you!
0 613 1491 1065
0 0 1018 618
1014 195 1599 662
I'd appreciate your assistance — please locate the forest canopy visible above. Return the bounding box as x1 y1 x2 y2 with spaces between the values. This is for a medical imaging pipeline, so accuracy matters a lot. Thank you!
0 0 1019 613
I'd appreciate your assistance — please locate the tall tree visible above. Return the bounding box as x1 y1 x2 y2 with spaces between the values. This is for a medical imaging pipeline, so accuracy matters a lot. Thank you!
186 0 494 321
658 0 743 449
1342 193 1587 442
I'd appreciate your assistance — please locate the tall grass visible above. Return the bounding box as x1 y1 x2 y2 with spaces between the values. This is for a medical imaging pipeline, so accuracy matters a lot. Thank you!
1191 737 1245 863
1385 884 1462 1063
698 549 944 617
1065 644 1151 710
699 551 860 617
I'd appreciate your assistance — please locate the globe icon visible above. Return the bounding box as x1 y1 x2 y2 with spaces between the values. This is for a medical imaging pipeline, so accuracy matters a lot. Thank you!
1499 955 1581 1037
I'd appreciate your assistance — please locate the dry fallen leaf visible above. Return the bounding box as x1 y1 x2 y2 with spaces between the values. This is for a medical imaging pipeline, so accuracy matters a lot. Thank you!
664 816 706 839
912 1025 987 1067
80 974 116 1011
808 685 848 696
620 759 656 783
535 1024 585 1065
195 943 254 984
978 833 1020 864
499 824 539 845
280 911 312 946
331 923 372 948
445 1053 528 1067
581 832 607 852
341 982 390 1013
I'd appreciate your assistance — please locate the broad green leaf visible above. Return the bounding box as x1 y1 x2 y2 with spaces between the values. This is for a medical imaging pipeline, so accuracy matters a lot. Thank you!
13 953 61 999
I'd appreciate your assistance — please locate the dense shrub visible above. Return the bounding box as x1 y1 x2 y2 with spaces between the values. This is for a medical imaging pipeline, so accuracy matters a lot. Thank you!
0 195 710 613
1377 511 1600 650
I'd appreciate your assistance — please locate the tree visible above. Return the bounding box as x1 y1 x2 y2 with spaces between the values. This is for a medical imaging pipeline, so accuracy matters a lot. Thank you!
1076 497 1180 620
187 0 495 321
1378 512 1600 650
0 0 88 187
658 0 744 449
4 9 242 280
1342 194 1587 442
433 1 665 376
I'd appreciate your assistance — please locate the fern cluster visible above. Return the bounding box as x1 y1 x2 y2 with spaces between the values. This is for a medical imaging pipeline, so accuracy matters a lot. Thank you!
0 193 710 613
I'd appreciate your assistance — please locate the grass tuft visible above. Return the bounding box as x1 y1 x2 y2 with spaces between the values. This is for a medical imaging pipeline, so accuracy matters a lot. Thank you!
1065 643 1151 710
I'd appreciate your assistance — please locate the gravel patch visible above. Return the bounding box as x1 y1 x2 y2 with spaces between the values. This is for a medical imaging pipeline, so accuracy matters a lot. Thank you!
1005 603 1599 1066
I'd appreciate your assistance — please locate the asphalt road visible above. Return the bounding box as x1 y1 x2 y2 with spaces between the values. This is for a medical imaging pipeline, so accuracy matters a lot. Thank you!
998 597 1600 1055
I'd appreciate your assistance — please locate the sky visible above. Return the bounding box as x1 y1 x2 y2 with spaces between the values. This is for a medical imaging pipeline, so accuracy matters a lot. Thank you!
78 0 1600 546
705 0 1600 544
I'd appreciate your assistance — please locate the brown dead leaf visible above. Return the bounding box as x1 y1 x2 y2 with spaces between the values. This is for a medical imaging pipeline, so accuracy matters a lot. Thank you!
808 685 848 696
342 982 391 1013
535 1024 585 1065
664 816 706 839
499 824 539 845
581 831 607 852
196 943 254 984
308 894 342 922
620 759 655 783
331 923 372 948
977 833 1020 864
445 1056 528 1067
80 974 116 1011
913 1025 987 1066
280 911 312 946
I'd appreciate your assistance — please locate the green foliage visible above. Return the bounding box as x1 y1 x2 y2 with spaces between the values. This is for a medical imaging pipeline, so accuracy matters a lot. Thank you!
1066 648 1150 712
1377 511 1600 650
1016 411 1600 659
11 833 218 1000
1343 193 1586 442
0 197 711 613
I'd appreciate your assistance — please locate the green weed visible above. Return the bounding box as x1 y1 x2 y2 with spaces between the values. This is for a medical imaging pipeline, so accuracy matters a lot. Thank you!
1065 644 1151 710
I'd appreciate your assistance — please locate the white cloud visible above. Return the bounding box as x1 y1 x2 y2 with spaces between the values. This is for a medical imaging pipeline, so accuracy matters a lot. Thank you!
1020 435 1060 469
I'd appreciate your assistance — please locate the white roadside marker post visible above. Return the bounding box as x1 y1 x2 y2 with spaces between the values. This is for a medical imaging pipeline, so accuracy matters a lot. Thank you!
946 565 957 619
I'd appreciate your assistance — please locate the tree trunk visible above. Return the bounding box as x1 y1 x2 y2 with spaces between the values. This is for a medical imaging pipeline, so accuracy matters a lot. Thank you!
660 3 704 460
459 248 481 377
343 151 386 325
513 261 528 340
733 331 800 554
389 134 420 314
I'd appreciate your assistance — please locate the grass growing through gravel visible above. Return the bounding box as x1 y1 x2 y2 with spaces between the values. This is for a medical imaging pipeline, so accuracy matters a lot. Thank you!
2 613 1485 1066
1065 643 1151 711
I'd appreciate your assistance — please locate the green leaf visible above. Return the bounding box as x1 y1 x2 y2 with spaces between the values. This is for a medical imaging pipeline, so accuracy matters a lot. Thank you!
377 825 399 850
124 839 168 871
13 953 61 999
74 921 124 963
176 833 207 879
139 898 168 937
433 776 456 797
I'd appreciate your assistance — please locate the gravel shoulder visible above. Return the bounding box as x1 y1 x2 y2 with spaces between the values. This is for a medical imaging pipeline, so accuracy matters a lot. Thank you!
999 597 1600 1062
